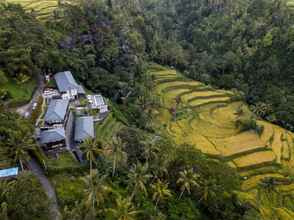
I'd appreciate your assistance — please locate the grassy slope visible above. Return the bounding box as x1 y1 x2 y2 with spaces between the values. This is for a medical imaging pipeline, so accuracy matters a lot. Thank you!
149 64 294 218
1 78 36 106
95 113 125 143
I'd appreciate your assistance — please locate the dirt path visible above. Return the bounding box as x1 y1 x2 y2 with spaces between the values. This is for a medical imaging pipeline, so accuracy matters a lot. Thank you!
27 158 61 220
16 74 45 118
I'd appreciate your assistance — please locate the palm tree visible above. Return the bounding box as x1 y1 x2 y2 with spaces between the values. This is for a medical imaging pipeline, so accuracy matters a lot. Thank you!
141 139 160 162
151 179 172 208
176 168 200 199
82 170 112 216
198 179 217 206
80 138 104 175
111 137 126 177
127 163 152 200
107 196 140 220
7 130 36 170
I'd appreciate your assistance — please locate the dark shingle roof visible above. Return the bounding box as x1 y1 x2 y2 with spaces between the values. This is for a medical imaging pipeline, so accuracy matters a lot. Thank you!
40 128 65 144
54 71 85 94
44 99 69 123
74 116 94 142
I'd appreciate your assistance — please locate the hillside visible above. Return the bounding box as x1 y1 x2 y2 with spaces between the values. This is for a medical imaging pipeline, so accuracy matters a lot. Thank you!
149 65 294 217
4 0 81 19
1 1 294 219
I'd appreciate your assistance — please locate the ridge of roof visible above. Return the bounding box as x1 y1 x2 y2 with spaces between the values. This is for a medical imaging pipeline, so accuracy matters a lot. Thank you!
44 99 69 123
40 128 66 144
54 71 85 94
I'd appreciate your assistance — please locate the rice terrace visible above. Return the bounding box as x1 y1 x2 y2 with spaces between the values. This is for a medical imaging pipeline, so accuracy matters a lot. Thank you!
149 65 294 217
2 0 79 19
1 0 294 219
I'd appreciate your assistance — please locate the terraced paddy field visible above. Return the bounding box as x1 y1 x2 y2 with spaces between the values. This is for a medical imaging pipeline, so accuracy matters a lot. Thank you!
6 0 59 19
149 65 294 217
5 0 80 19
287 0 294 8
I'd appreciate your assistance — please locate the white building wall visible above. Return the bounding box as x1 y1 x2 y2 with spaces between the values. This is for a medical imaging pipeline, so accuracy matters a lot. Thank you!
61 89 78 100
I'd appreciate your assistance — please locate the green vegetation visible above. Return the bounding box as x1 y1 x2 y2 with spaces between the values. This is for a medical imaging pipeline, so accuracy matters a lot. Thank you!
143 0 294 132
149 66 294 219
1 0 294 219
0 172 50 220
0 78 36 106
95 113 124 143
45 152 82 174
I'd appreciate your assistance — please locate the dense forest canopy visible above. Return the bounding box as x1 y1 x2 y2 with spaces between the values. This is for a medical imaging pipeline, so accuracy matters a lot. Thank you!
1 0 294 130
139 0 294 131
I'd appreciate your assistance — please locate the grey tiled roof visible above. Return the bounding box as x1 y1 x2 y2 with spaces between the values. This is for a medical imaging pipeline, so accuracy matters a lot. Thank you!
40 128 65 144
44 99 69 123
74 116 94 142
54 71 85 94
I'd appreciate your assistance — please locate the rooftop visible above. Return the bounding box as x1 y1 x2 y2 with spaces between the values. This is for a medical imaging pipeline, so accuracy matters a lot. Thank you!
44 99 69 123
0 167 19 178
74 116 95 142
54 71 85 94
87 94 108 110
40 128 66 144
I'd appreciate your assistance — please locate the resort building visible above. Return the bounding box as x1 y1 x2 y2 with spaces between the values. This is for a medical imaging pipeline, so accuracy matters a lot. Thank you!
74 116 95 143
40 128 66 152
54 71 85 100
44 99 70 127
87 94 109 114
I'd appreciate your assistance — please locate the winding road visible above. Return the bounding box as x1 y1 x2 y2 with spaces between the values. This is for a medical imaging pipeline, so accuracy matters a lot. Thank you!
15 74 61 220
27 159 61 220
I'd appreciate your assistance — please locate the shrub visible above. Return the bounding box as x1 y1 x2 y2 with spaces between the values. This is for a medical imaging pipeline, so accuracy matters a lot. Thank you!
0 70 8 85
167 198 201 220
50 174 85 208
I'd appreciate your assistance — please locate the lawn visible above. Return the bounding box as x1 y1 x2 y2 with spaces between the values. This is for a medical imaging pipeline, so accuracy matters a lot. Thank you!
45 152 82 174
1 78 36 106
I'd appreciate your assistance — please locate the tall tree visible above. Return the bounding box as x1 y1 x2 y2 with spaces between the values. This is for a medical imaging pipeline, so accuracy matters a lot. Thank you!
80 138 104 175
82 170 112 217
111 137 126 177
176 168 200 199
127 162 152 200
151 179 172 208
107 196 140 220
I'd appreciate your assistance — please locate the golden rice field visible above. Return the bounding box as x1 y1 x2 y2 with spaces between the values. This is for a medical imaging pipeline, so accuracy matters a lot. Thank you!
150 65 294 217
5 0 80 19
6 0 59 19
